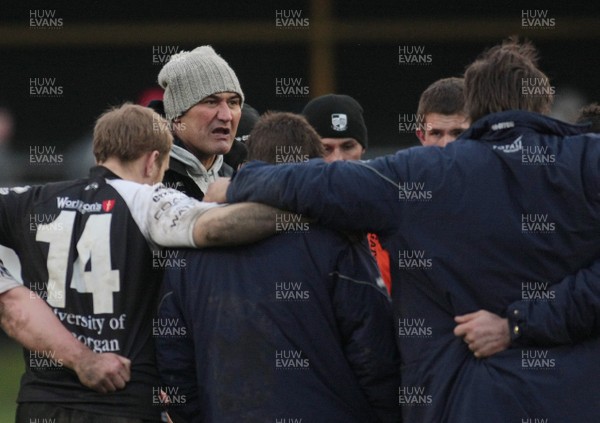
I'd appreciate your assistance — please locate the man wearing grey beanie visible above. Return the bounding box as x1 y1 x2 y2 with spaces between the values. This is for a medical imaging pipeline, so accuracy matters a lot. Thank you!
158 45 244 199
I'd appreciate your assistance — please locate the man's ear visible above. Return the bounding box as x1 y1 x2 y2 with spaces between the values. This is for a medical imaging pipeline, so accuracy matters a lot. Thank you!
171 118 182 135
144 150 161 178
416 128 426 144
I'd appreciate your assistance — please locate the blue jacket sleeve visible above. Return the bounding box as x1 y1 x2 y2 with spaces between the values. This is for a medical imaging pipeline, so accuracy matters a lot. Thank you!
155 268 200 422
332 238 401 423
507 258 600 347
227 157 402 235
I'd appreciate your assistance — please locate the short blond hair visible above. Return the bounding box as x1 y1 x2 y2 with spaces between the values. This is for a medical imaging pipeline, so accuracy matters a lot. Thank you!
93 103 173 164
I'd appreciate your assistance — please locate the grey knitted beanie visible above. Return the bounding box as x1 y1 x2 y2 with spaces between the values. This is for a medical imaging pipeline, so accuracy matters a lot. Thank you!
158 46 244 121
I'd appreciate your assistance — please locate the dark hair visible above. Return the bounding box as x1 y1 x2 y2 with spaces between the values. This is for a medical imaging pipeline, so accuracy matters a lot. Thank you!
464 36 553 123
575 103 600 133
417 77 466 118
246 112 324 164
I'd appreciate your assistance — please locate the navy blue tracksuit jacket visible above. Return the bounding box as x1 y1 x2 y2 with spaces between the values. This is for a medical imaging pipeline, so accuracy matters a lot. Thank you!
227 111 600 422
156 227 400 423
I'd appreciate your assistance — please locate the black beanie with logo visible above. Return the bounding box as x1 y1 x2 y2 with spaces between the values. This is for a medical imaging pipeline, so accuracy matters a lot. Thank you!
302 94 368 149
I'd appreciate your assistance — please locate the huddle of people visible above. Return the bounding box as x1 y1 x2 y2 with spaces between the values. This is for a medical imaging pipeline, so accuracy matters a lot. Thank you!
1 37 599 423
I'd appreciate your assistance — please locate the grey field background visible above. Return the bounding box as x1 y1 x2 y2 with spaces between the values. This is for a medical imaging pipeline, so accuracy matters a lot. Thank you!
0 339 23 421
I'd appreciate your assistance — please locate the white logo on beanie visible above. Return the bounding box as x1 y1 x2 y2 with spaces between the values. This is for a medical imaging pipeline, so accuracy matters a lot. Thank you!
331 113 348 131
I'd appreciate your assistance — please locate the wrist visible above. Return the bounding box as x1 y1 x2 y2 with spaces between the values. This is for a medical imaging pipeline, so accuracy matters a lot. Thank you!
62 340 93 372
501 317 510 348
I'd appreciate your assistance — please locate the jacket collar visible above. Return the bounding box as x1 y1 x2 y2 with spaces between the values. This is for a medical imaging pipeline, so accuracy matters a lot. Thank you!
459 110 591 142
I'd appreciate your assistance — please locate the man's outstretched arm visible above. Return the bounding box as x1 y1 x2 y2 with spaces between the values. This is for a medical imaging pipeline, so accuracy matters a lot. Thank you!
214 158 402 235
124 181 295 248
0 286 131 393
192 202 287 247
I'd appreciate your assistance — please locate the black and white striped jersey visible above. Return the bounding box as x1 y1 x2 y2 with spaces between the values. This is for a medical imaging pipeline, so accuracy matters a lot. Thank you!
0 166 216 420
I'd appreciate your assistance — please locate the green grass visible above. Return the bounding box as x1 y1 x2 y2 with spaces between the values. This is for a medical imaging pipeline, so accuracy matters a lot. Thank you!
0 339 24 422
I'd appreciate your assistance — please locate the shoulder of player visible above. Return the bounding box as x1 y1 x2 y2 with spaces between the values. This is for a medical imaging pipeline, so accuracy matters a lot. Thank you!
0 181 74 208
32 178 106 206
106 179 192 206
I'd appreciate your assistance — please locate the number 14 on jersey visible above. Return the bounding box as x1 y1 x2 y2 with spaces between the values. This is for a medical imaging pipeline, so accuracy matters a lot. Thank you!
36 210 120 314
